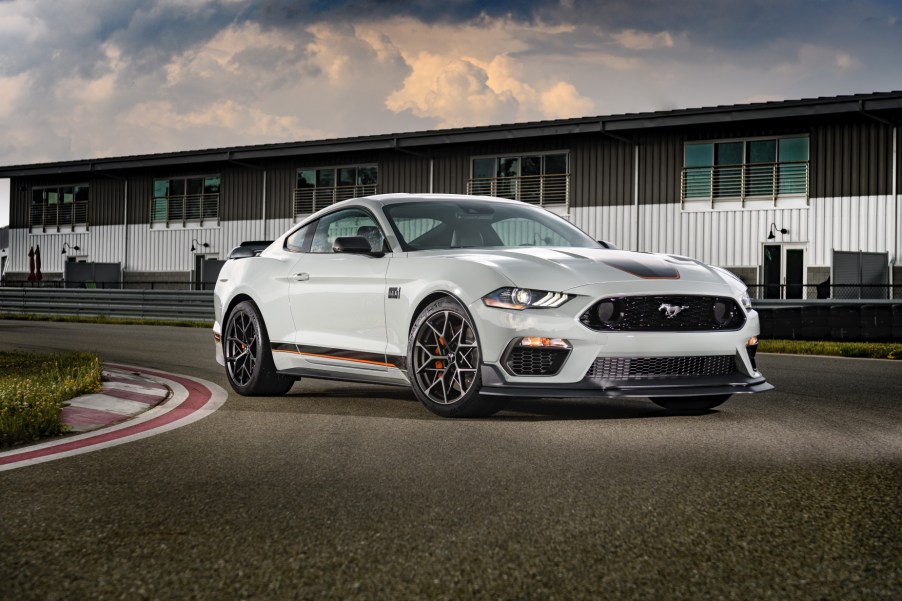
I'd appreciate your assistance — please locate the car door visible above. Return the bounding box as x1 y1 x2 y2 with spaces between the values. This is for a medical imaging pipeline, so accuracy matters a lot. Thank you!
287 207 391 370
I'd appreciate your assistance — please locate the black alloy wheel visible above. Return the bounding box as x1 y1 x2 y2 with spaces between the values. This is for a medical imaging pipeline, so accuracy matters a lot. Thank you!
407 297 503 417
223 300 295 396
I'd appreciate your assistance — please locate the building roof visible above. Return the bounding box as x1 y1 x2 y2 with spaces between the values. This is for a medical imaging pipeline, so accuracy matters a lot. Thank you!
1 90 900 178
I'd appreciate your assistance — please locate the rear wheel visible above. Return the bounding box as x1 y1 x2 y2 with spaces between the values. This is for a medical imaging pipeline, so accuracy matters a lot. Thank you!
224 300 295 396
650 394 731 413
408 298 504 418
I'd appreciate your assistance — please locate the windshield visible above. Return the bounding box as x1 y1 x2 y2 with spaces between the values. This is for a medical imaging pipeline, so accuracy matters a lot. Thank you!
383 200 599 251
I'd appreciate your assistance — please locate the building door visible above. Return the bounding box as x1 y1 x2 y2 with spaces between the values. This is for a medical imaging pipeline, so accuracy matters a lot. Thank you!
763 244 805 299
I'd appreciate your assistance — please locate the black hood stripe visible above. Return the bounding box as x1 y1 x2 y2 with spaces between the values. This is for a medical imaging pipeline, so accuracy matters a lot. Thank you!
602 257 680 279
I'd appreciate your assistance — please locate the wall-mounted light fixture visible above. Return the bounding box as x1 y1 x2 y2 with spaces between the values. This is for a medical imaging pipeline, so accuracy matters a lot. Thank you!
191 239 210 252
61 242 81 255
767 223 788 240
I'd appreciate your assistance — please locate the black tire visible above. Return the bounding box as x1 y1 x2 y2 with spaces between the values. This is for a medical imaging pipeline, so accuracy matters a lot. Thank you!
650 394 731 413
407 297 504 418
223 300 295 396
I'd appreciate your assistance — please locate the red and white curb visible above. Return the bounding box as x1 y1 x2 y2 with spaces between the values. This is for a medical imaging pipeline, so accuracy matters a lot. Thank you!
62 366 171 433
0 363 227 472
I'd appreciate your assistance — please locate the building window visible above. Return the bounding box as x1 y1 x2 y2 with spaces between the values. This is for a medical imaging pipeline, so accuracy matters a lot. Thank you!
152 175 220 224
681 136 809 208
467 152 569 207
294 165 378 215
30 185 89 229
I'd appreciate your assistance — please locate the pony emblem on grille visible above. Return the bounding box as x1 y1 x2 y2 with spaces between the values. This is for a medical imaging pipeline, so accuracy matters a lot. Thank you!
658 303 689 319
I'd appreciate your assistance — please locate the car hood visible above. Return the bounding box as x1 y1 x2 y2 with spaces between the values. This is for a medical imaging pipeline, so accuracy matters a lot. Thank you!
434 247 737 293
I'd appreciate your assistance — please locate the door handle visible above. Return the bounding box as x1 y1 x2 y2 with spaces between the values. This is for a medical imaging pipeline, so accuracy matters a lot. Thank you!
294 273 309 281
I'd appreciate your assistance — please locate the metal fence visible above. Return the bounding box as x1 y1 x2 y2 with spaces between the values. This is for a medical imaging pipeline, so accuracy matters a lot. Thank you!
1 281 216 291
748 284 902 300
0 288 214 321
680 161 808 205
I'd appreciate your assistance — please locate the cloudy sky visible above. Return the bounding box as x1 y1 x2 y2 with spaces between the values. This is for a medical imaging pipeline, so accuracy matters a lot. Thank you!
1 0 901 226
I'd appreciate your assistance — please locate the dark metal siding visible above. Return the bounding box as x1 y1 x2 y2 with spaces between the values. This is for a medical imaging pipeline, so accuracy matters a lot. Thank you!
637 132 682 205
9 175 125 227
379 152 431 194
261 151 383 219
811 119 892 198
570 135 634 208
221 167 264 222
426 135 635 207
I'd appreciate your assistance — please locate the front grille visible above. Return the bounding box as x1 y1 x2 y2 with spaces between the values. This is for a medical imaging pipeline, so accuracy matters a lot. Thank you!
580 295 746 332
586 355 737 380
505 347 569 376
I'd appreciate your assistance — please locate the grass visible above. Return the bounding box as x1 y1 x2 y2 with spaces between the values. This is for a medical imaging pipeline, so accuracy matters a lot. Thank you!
0 352 103 448
760 339 902 360
0 313 212 328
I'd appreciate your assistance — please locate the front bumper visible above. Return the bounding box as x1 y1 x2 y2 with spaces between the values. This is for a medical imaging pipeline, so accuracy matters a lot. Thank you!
480 364 773 398
469 281 772 398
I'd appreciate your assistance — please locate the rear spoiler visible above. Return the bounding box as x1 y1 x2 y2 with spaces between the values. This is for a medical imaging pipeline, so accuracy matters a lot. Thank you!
228 240 273 260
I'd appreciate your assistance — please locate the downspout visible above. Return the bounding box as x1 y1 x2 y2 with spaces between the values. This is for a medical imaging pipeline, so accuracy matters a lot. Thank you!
894 126 898 285
123 179 128 286
857 102 898 285
599 121 640 251
262 169 267 240
634 144 640 252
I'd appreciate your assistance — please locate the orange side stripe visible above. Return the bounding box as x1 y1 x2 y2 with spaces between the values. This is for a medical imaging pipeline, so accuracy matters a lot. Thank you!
272 349 393 368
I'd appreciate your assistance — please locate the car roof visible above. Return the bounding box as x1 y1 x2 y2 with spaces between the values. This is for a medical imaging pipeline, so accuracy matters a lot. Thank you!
364 193 524 208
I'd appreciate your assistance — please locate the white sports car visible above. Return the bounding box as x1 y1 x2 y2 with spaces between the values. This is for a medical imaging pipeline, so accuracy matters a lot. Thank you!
214 194 772 417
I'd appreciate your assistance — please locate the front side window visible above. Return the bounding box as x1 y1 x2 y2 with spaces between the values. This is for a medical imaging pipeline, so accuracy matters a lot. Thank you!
294 165 378 216
467 152 569 207
152 175 220 223
682 136 809 207
30 185 89 228
309 208 385 254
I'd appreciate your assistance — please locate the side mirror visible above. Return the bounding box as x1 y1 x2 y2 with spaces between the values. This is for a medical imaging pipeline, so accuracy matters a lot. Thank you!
228 246 256 260
597 240 618 250
333 236 384 257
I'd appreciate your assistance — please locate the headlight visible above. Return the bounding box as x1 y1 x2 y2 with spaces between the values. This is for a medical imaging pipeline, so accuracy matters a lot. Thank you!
482 287 574 310
739 290 752 311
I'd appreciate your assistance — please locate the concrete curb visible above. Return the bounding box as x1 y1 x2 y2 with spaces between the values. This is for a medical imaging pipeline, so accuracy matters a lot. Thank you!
61 366 171 433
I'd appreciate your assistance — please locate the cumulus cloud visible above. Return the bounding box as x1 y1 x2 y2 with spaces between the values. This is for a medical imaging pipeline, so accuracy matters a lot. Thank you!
612 29 674 50
0 0 898 171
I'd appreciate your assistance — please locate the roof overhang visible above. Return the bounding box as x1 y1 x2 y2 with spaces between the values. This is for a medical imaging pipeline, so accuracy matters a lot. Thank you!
1 91 900 178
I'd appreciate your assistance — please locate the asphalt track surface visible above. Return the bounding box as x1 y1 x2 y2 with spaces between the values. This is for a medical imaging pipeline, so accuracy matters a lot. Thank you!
1 320 900 600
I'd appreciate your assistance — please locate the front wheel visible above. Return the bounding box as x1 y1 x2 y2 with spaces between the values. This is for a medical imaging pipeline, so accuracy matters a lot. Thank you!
407 298 503 418
650 394 731 413
223 300 295 396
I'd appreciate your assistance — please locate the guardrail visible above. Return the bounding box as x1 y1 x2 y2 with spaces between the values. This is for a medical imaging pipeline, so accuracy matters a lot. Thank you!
0 288 214 322
1 281 215 290
748 284 902 300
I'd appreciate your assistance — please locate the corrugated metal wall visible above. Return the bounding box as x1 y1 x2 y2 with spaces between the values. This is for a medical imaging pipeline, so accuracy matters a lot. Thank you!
811 119 892 198
573 194 899 271
5 115 901 281
8 226 124 274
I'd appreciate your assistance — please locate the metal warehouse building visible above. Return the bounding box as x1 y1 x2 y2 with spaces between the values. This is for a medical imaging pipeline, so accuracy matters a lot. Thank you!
1 90 900 298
